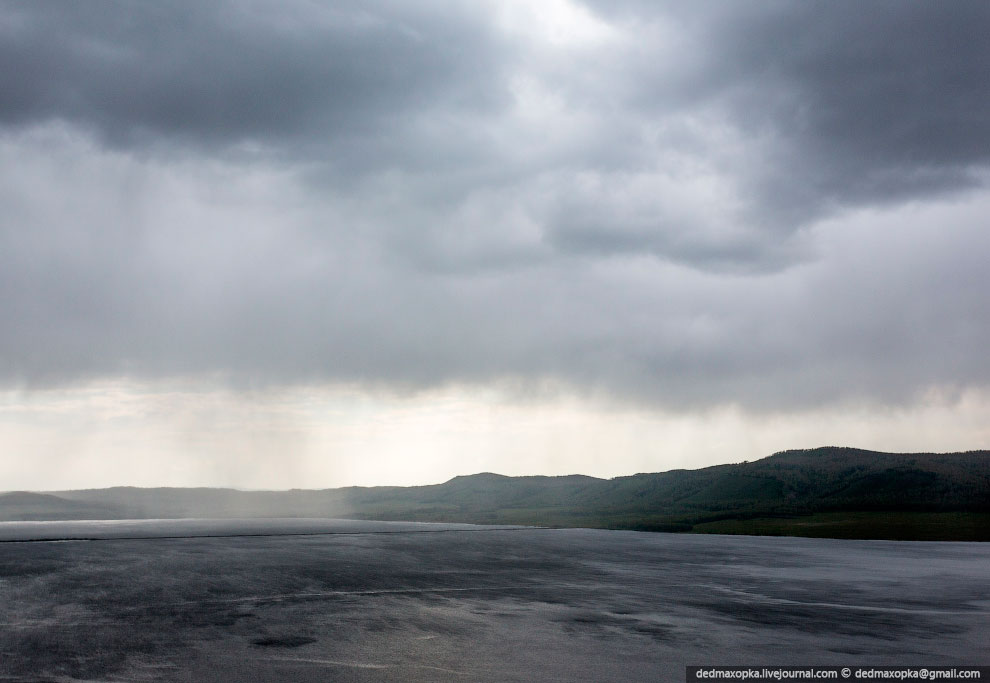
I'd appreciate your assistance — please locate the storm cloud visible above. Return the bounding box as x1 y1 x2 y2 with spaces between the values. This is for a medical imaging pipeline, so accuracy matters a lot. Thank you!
1 0 989 411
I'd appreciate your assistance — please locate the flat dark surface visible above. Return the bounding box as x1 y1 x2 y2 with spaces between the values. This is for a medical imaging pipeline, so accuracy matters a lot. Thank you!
0 520 987 682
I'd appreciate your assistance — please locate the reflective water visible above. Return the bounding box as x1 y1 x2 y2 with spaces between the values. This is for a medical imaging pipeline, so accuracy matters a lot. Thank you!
1 520 986 681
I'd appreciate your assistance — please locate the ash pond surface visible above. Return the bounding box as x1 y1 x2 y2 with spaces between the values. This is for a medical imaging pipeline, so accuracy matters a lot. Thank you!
0 519 987 682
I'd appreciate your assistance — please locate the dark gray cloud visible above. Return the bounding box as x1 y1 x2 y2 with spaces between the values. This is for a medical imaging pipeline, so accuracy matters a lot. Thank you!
0 0 505 161
1 0 988 411
580 0 990 224
4 1 988 225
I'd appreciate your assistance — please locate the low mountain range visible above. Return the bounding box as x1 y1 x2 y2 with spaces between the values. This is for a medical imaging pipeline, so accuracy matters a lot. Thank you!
3 447 988 540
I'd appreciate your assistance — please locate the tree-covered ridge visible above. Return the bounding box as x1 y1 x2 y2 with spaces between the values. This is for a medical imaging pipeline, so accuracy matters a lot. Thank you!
3 448 988 540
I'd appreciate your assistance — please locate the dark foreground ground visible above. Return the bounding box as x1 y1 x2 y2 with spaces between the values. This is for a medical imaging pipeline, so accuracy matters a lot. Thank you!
1 520 987 682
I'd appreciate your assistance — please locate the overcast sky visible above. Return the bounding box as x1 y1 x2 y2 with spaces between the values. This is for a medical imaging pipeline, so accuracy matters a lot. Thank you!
1 1 988 490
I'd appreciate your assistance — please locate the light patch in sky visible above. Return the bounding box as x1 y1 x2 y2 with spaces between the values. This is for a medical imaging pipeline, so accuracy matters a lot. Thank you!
495 0 617 47
2 382 988 491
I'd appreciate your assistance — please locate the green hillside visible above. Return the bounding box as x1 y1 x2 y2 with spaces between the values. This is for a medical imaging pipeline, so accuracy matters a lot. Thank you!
4 447 989 540
337 448 990 537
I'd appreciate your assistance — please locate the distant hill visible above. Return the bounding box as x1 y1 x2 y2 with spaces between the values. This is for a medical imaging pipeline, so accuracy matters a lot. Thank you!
4 447 989 540
338 447 990 537
51 486 351 520
0 491 122 521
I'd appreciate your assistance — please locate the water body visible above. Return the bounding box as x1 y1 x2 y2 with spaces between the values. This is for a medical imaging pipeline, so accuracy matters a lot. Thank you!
0 519 986 681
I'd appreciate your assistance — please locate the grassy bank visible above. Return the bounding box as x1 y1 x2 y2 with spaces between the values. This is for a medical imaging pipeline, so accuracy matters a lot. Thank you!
689 511 990 541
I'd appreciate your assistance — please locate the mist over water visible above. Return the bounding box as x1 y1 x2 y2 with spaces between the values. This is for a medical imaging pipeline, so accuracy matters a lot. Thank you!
1 520 987 681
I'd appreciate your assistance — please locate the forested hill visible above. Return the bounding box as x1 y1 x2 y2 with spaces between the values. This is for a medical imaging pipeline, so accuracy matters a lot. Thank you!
3 447 989 540
341 447 990 537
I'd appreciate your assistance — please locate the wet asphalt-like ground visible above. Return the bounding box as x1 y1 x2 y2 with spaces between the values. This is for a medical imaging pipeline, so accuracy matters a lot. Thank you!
0 519 987 681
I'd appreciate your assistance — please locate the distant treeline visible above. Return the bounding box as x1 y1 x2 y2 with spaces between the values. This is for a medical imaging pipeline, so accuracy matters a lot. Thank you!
3 447 989 541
